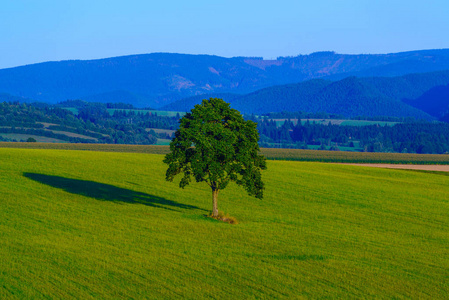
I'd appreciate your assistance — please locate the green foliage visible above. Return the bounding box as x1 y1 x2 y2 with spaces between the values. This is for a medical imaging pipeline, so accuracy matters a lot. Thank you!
164 98 267 214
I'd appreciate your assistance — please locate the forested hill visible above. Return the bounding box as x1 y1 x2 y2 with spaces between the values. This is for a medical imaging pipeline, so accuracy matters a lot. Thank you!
162 70 449 119
1 49 449 108
403 84 449 118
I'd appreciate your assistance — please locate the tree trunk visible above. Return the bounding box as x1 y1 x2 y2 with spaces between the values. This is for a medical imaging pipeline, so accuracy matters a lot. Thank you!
212 188 219 217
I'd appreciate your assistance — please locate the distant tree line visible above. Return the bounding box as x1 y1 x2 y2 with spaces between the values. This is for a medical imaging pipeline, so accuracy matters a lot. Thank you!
254 118 449 154
259 111 418 123
1 101 449 153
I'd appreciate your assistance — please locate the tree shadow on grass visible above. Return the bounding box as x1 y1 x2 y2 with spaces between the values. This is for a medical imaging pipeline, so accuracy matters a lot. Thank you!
24 173 205 212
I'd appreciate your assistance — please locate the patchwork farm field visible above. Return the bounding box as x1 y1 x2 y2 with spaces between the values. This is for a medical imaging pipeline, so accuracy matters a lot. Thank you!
1 148 448 298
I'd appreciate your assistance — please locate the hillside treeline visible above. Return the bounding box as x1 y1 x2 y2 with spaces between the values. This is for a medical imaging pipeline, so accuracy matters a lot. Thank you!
255 118 449 154
0 102 179 144
1 101 449 154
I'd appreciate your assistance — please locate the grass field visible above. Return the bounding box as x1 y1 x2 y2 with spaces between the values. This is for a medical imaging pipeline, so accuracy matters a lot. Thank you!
47 130 98 141
0 148 448 298
146 128 176 135
155 138 172 145
261 148 449 164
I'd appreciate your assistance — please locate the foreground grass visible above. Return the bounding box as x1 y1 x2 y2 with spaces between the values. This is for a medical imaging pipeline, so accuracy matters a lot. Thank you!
1 142 449 164
0 148 448 298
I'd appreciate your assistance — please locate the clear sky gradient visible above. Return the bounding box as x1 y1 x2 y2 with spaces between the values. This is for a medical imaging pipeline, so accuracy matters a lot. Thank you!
1 0 448 69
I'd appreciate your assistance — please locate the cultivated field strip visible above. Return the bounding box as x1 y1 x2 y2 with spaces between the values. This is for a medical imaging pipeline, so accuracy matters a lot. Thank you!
1 142 449 164
341 163 449 172
261 148 449 164
0 142 171 155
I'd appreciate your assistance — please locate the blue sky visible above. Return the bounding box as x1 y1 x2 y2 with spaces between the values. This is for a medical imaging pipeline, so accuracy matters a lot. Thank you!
1 0 448 69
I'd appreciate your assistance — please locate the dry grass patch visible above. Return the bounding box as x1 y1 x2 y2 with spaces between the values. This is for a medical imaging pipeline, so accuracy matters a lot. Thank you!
207 211 239 224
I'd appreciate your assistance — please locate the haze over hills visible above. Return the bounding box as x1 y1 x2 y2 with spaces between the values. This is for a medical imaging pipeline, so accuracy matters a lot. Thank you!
162 70 449 119
403 84 449 118
1 49 449 111
160 93 242 112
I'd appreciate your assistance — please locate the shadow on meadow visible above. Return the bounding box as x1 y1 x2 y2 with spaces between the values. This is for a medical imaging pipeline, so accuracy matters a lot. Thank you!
24 172 204 212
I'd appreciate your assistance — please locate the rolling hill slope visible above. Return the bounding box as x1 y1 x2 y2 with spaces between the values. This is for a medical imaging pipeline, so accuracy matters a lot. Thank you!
1 148 448 298
403 84 449 118
165 70 449 118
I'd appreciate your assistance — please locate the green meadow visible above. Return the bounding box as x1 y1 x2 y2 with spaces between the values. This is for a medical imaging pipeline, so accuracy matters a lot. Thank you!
1 148 448 298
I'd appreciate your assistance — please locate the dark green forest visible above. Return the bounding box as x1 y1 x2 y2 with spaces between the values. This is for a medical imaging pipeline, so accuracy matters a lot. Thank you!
253 116 449 154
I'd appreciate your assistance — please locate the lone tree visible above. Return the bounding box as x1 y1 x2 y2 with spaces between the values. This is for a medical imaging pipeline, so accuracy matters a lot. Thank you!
163 98 266 217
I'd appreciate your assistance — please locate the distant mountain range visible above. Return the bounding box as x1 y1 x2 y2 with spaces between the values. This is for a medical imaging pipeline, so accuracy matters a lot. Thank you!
1 50 449 103
1 49 449 118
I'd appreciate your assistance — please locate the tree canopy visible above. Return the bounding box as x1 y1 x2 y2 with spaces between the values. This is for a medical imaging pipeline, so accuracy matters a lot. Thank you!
163 98 266 217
